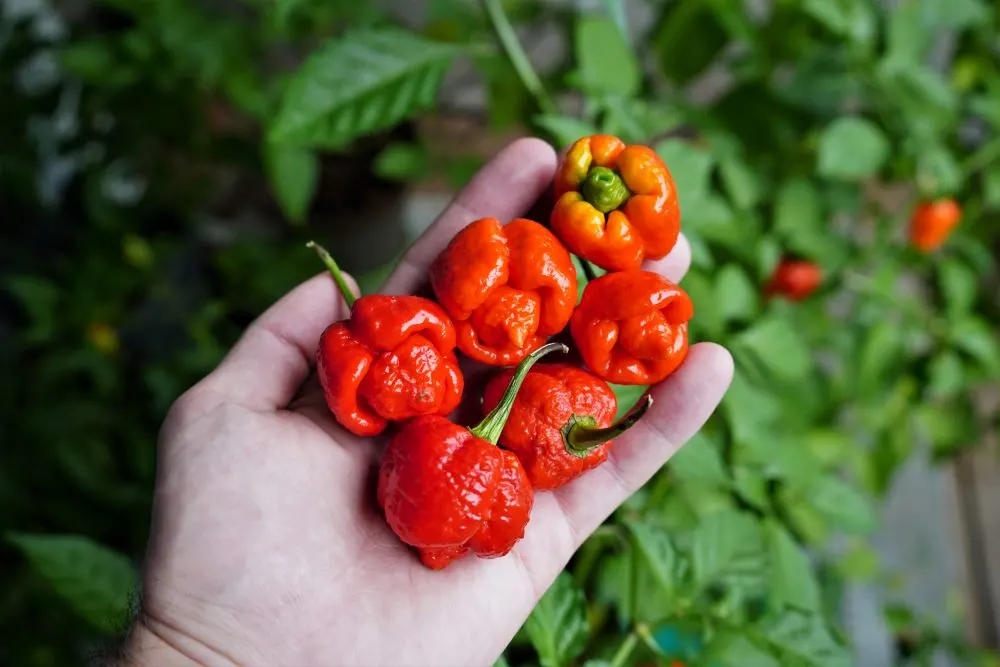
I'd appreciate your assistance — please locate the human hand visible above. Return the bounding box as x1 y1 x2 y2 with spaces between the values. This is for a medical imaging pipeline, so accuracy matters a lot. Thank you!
122 138 734 667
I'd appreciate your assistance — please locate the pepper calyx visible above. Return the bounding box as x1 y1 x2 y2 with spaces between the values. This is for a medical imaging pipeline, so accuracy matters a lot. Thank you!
581 166 631 214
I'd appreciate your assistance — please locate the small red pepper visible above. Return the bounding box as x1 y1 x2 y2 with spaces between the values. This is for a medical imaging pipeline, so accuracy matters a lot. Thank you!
551 134 681 272
309 242 463 437
378 342 568 570
482 363 653 490
765 258 822 301
429 217 577 366
910 198 962 252
571 270 693 385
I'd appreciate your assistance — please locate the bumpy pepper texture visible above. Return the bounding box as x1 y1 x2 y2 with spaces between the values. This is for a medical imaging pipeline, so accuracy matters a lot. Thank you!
910 199 962 252
571 270 693 385
552 134 681 272
309 242 463 437
482 363 652 490
430 217 577 366
765 259 822 301
377 343 567 570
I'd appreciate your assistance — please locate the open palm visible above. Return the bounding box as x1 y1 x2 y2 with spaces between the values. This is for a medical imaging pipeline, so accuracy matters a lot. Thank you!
125 139 733 667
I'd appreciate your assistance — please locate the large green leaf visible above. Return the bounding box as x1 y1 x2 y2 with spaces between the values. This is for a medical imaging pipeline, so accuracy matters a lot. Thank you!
937 258 978 318
625 520 682 597
951 316 1000 373
670 432 730 486
765 521 821 612
574 14 640 96
715 263 759 324
732 316 813 385
269 28 456 147
264 143 318 224
719 155 761 210
817 117 889 181
753 610 851 667
689 511 767 592
857 321 905 396
8 533 137 634
654 139 714 201
803 476 876 534
525 572 590 667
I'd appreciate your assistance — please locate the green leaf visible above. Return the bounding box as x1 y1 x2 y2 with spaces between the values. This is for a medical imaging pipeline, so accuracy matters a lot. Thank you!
916 402 973 455
951 317 1000 372
525 572 590 667
733 466 770 511
652 1 729 85
927 350 965 400
600 0 629 37
574 14 640 96
835 539 879 581
492 655 510 667
921 0 988 31
715 263 759 324
8 534 137 634
938 258 978 318
269 28 456 147
654 139 714 201
625 520 681 597
732 316 813 385
373 142 429 182
857 321 904 396
803 0 875 47
690 511 767 591
719 155 760 210
533 115 600 149
983 165 1000 210
264 144 318 224
917 143 962 197
704 631 781 667
766 521 821 612
882 1 925 68
753 610 851 667
774 179 821 237
670 432 729 486
804 476 876 534
817 117 889 181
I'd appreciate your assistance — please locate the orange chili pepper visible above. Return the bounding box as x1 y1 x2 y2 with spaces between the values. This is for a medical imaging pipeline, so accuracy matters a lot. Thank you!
570 270 693 385
910 198 962 252
551 134 681 272
309 242 463 436
430 217 577 366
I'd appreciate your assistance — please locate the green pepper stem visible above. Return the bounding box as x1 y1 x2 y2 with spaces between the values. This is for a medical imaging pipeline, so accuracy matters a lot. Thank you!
581 166 631 213
306 240 356 308
470 342 569 444
563 395 653 456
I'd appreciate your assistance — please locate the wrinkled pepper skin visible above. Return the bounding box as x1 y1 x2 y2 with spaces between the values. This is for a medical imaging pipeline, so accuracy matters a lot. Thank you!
481 364 617 490
430 217 577 366
317 296 463 437
377 416 532 570
551 134 681 272
571 271 693 385
765 259 822 301
910 199 962 252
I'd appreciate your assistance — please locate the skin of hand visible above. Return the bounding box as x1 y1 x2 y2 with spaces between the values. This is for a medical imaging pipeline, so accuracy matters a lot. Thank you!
120 138 734 667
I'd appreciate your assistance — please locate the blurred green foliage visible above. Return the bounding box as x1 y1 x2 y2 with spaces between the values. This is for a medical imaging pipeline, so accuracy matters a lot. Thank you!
3 0 1000 665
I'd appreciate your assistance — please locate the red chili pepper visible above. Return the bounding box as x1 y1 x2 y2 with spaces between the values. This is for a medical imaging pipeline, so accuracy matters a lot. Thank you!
377 342 568 570
910 198 962 252
765 258 822 301
429 217 577 366
482 363 653 490
308 242 463 437
551 134 681 272
571 270 693 385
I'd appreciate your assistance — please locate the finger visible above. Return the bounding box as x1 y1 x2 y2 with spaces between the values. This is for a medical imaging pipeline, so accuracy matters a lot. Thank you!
380 137 558 295
644 233 691 283
514 343 734 584
196 271 359 411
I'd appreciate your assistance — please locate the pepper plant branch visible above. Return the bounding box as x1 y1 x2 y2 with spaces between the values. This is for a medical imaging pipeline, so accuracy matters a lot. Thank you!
306 241 356 308
608 629 639 667
481 0 557 114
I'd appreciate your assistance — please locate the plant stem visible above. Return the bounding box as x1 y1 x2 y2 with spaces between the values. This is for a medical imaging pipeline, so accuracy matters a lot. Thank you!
609 630 639 667
481 0 556 114
563 395 653 454
306 241 356 308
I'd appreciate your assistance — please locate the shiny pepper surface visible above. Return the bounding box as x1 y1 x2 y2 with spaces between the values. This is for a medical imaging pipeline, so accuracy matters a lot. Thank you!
571 270 693 385
378 343 566 570
765 259 822 301
910 199 962 252
310 243 463 437
430 217 577 366
552 134 681 272
482 364 652 490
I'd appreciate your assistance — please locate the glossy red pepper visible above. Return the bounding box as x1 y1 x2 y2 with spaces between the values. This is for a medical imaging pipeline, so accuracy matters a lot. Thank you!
909 198 962 252
551 134 681 272
429 217 577 366
765 259 822 301
378 342 568 570
571 270 693 385
482 363 652 490
309 242 463 436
